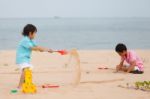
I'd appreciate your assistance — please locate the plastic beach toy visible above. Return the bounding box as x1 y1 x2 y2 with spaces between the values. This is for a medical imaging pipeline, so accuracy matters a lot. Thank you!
55 50 68 55
21 68 37 93
42 84 59 88
11 89 18 93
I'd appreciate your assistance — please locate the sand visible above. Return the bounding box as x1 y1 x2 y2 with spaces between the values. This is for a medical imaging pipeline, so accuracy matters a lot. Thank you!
0 50 150 99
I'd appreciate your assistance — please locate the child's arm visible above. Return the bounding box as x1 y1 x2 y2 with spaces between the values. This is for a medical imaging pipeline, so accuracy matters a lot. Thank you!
31 46 53 53
127 61 136 73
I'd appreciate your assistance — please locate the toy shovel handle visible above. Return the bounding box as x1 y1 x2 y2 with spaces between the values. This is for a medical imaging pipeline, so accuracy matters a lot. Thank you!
53 50 68 55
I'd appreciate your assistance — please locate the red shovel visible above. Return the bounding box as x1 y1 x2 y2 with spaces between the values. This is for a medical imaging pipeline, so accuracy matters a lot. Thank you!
54 50 68 55
42 84 59 88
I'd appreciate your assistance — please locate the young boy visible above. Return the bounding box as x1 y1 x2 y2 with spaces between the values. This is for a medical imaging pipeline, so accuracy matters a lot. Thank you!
16 24 53 89
115 43 144 74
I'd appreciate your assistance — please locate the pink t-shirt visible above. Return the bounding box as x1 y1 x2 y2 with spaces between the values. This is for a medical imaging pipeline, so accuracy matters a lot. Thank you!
121 50 144 71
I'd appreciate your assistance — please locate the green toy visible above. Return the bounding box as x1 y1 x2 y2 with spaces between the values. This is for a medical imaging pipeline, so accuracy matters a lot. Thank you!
11 89 18 93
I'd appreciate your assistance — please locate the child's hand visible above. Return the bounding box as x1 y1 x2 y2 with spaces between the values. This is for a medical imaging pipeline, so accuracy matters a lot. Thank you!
116 64 123 71
39 48 52 52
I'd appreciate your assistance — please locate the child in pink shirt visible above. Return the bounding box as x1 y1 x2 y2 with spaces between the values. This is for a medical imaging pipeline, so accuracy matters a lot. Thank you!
115 43 144 74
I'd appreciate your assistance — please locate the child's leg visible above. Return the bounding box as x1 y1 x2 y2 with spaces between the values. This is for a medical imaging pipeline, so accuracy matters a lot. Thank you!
128 66 143 74
121 64 136 72
17 68 25 88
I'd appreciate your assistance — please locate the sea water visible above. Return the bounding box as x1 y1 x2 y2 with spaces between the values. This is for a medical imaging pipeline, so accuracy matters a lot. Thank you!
0 17 150 50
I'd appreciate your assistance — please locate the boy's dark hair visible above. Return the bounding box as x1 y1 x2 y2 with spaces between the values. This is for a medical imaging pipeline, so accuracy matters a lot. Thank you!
22 24 37 36
115 43 127 52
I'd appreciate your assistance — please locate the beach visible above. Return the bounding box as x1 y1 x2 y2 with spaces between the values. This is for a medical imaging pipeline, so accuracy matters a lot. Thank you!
0 50 150 99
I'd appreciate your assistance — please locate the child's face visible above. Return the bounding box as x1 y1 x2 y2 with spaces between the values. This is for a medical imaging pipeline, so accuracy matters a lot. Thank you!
29 32 36 39
117 51 127 57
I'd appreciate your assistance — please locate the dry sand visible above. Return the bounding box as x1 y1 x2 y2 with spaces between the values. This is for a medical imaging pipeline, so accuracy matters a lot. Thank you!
0 50 150 99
